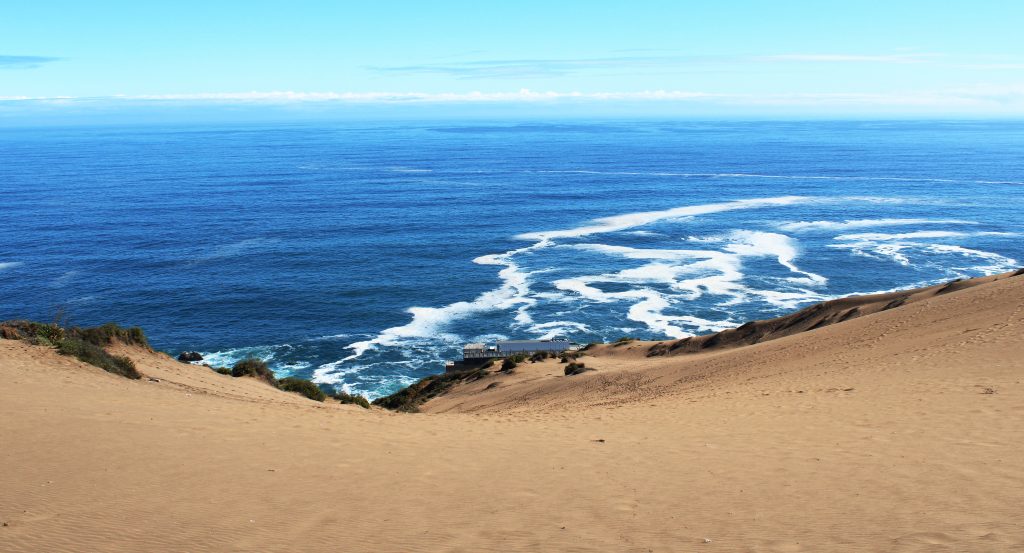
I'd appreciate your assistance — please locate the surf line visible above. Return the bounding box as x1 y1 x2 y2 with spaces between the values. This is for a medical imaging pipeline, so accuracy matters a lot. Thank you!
313 195 819 383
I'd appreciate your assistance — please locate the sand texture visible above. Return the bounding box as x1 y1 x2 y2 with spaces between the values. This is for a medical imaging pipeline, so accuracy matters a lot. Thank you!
2 271 1023 552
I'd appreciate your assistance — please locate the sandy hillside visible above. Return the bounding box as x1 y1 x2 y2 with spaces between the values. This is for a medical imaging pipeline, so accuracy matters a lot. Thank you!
2 271 1023 552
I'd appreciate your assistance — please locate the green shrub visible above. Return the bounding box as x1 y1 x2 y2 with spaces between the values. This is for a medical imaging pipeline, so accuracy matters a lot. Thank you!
73 323 150 349
330 390 371 409
214 367 232 375
231 357 277 385
34 334 55 347
614 336 636 344
31 322 65 345
278 377 327 402
501 358 518 372
56 338 141 379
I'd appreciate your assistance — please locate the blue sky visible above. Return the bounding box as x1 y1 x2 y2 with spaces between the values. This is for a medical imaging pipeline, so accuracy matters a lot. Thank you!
2 1 1024 123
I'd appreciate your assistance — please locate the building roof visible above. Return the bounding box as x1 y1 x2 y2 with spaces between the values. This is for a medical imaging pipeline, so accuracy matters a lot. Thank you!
463 343 486 350
496 340 568 345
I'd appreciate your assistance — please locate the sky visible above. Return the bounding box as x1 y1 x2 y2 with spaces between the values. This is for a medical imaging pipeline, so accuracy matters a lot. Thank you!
2 1 1024 124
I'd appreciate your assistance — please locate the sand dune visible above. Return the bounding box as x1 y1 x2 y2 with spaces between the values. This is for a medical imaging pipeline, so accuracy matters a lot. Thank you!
2 271 1023 552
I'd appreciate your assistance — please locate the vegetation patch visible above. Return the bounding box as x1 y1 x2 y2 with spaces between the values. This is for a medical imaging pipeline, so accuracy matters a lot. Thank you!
330 390 371 409
56 337 142 379
559 351 583 363
278 377 327 402
231 357 278 386
646 342 670 357
564 362 593 376
373 367 490 412
529 351 553 362
74 322 150 349
1 320 143 379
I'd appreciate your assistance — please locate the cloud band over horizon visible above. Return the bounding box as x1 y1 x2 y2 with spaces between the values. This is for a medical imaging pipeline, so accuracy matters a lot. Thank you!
3 87 1024 113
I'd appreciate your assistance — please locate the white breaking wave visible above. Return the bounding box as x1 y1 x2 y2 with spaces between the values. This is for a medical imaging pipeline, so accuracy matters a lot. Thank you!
314 241 543 383
315 197 816 381
0 261 23 271
778 218 976 232
834 230 1012 241
201 343 294 371
829 238 1018 272
552 231 827 337
922 244 1019 273
529 320 592 340
515 196 810 241
313 193 1018 389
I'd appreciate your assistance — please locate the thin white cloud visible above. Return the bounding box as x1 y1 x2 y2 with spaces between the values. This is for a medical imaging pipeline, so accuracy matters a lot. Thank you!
758 54 937 63
369 52 941 78
4 86 1024 112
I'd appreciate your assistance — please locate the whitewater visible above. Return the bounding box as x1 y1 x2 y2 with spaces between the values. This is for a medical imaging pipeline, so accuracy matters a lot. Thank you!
2 120 1021 398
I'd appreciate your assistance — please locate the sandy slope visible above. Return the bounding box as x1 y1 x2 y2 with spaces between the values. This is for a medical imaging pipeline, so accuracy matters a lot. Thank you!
2 272 1023 552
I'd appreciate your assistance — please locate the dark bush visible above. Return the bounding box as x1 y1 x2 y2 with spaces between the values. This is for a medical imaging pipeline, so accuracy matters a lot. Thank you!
529 351 552 362
231 357 277 385
501 358 518 372
214 367 232 375
564 362 592 376
278 377 327 402
613 336 636 346
56 338 141 379
330 390 371 409
559 351 582 363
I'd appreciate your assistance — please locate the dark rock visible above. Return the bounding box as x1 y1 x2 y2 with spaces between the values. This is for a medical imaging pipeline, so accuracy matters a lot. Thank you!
177 351 203 362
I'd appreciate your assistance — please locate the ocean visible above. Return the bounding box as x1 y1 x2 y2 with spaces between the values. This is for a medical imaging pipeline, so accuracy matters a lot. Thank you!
1 120 1021 398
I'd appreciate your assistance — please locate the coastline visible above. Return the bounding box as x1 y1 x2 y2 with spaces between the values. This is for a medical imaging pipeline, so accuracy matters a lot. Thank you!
2 269 1023 551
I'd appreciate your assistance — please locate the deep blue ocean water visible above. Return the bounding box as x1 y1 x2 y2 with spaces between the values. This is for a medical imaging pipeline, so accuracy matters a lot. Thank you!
1 120 1021 398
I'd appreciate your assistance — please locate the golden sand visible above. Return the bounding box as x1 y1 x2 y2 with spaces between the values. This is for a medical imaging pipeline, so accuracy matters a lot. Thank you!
2 272 1022 552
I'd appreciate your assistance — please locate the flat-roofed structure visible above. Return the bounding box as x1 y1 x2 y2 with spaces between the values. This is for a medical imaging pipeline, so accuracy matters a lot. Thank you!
462 343 496 359
496 340 575 355
461 339 579 361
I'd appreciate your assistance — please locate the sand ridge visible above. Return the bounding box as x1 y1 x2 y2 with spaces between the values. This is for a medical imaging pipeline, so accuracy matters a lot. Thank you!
2 271 1023 552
